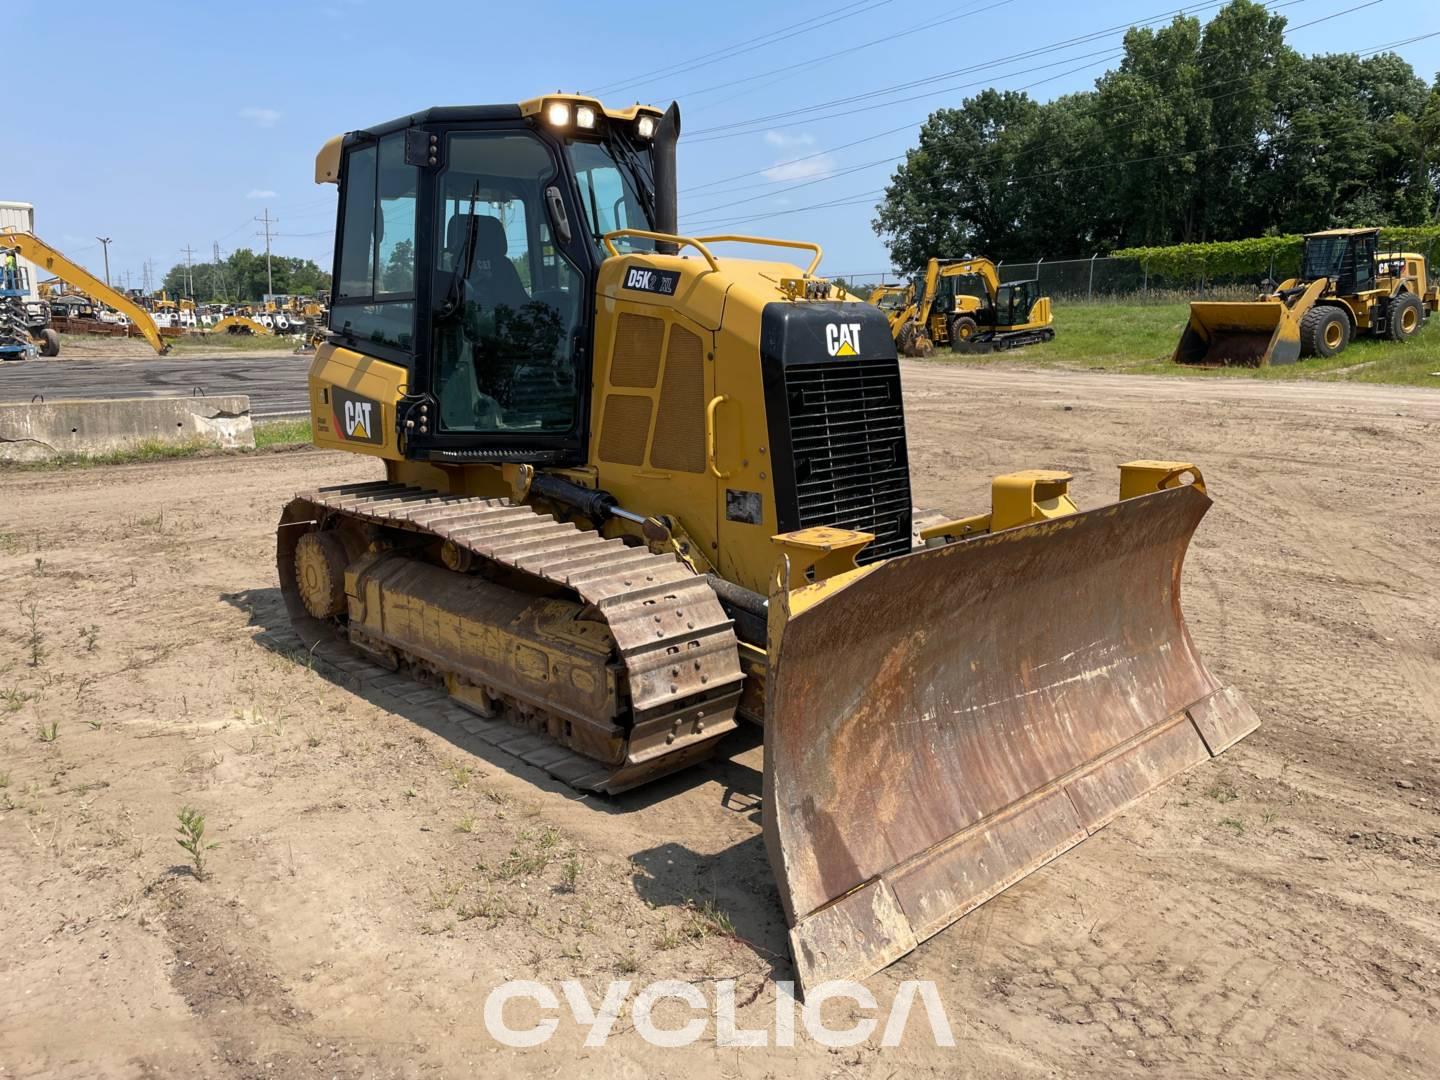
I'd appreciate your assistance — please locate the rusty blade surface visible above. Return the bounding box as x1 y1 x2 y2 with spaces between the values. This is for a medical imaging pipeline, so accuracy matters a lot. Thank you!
763 484 1258 991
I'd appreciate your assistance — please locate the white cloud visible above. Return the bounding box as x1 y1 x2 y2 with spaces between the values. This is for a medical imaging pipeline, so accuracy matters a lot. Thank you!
764 131 815 149
240 107 281 128
246 189 278 200
759 130 833 182
762 154 836 183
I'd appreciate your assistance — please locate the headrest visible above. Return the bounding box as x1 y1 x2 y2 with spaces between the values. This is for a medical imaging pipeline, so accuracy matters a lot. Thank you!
446 214 508 262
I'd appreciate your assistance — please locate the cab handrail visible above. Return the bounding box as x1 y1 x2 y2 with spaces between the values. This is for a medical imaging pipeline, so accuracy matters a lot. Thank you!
600 230 825 277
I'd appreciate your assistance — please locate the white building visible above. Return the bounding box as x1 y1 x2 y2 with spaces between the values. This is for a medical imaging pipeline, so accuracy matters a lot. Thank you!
0 201 37 299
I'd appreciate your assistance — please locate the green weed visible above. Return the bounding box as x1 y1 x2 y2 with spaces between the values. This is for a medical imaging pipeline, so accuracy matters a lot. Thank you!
175 806 218 880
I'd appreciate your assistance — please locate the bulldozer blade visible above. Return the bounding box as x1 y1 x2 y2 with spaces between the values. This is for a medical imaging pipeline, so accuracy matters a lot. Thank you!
1174 300 1300 366
763 483 1257 992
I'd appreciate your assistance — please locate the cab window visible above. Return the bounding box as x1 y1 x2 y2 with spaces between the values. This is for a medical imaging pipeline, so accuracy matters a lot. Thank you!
431 131 585 436
567 139 657 256
333 134 418 349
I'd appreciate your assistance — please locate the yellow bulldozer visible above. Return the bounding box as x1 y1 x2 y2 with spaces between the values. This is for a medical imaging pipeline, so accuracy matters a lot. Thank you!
278 94 1256 992
1174 228 1437 366
883 255 1054 356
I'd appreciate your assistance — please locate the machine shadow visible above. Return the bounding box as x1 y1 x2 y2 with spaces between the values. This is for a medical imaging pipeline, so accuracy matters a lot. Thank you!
221 586 786 964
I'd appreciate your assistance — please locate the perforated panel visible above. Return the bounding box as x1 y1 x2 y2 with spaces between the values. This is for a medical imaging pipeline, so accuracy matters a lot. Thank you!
610 313 664 388
650 326 707 473
598 394 654 466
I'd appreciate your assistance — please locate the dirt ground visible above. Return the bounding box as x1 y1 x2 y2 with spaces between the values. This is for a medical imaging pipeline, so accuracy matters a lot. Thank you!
2 363 1437 1079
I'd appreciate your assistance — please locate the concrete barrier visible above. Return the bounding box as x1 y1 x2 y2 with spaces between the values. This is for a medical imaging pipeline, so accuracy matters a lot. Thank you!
0 395 255 462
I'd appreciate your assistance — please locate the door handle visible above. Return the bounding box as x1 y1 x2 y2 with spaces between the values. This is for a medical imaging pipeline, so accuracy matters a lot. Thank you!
705 395 730 479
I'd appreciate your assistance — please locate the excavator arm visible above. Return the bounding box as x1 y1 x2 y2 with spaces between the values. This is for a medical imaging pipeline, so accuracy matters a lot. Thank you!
0 231 169 355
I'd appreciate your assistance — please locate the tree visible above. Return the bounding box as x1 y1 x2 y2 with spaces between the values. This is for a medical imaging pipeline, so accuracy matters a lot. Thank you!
160 248 332 302
872 1 1439 268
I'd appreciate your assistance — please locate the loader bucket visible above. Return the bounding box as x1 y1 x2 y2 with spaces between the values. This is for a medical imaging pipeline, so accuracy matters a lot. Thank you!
1174 300 1300 366
763 483 1258 991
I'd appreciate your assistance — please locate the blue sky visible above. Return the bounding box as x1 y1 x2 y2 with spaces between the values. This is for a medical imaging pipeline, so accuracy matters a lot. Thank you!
5 0 1436 290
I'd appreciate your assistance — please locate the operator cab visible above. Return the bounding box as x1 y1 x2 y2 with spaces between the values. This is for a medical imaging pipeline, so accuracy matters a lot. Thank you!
994 279 1041 327
321 96 671 465
1301 229 1378 294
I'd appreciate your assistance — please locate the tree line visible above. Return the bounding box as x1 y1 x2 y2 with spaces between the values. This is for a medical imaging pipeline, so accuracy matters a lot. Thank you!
160 248 332 302
874 0 1440 269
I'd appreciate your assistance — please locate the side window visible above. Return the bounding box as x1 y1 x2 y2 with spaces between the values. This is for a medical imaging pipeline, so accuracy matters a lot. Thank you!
377 137 417 296
337 145 376 300
332 134 417 348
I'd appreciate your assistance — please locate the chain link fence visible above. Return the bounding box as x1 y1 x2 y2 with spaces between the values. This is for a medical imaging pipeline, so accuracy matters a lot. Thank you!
837 258 1265 304
838 238 1440 305
998 256 1280 303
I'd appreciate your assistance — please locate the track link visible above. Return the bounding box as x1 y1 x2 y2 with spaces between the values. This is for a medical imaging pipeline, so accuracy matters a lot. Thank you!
278 482 745 793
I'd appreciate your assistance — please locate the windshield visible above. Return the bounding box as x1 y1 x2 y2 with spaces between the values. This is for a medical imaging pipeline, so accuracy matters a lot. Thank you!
566 137 658 256
1301 236 1351 280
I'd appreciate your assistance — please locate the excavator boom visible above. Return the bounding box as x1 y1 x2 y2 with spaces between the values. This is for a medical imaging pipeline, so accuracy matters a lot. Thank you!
0 231 170 355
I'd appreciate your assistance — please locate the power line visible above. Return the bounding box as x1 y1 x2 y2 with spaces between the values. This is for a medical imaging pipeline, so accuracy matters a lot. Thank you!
668 0 1017 102
684 50 1122 216
681 105 1426 232
588 0 895 96
682 3 1413 220
683 0 1251 140
686 0 1375 147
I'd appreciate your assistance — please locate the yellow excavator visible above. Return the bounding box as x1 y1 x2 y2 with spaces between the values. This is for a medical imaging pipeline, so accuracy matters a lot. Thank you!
885 255 1054 356
0 231 170 356
1174 228 1437 366
278 94 1256 992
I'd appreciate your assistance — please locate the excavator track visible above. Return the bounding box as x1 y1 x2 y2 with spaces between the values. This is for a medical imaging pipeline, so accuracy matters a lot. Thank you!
278 481 745 794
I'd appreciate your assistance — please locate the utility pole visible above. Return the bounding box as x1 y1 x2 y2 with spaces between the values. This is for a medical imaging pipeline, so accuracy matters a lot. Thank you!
96 236 112 286
255 208 277 298
212 241 225 302
181 244 196 298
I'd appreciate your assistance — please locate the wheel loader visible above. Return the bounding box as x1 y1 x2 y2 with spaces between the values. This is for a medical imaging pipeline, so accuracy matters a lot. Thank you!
1174 228 1437 366
279 94 1257 993
884 256 1055 356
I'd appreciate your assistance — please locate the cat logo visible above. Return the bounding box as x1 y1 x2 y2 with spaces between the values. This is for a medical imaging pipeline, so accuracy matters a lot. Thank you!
332 388 384 446
344 399 373 440
825 322 862 357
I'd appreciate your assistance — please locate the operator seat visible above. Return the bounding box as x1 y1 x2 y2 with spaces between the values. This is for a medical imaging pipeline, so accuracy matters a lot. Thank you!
446 213 530 314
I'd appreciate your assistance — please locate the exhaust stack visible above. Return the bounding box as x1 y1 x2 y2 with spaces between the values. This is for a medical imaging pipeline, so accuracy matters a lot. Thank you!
652 102 681 255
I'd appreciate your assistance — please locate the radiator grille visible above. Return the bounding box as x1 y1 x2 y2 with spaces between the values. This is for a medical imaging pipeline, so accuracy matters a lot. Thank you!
783 359 911 564
597 394 653 465
610 313 664 388
649 326 706 473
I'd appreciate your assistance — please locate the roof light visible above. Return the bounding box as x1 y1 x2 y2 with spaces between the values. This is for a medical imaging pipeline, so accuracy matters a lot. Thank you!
546 101 571 127
575 105 598 130
636 115 657 139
